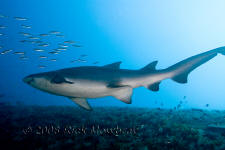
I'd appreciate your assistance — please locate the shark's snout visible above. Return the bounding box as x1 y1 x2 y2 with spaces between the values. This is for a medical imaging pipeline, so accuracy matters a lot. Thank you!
23 75 34 84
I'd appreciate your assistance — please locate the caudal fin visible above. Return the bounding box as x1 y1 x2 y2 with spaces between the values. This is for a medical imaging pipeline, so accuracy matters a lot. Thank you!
166 46 225 84
214 46 225 55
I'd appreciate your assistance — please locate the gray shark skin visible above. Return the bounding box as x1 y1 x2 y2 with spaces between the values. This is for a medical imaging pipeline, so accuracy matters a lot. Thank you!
23 46 225 110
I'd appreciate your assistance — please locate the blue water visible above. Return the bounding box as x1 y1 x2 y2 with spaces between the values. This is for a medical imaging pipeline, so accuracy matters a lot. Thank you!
1 0 225 109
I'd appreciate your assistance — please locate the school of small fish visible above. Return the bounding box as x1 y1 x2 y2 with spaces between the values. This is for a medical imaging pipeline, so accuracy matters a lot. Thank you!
0 14 100 69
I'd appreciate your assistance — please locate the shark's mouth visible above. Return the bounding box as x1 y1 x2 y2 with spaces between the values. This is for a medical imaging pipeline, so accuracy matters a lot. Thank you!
23 76 34 84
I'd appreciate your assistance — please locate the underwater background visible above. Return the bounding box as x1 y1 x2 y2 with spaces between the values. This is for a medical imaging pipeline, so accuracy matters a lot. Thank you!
1 0 225 150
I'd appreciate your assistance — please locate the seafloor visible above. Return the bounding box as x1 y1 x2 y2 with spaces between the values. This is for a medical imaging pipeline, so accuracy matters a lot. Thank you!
1 103 225 150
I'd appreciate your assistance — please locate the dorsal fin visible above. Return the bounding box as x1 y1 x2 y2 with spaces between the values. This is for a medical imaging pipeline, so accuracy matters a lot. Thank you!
103 61 122 69
140 61 158 71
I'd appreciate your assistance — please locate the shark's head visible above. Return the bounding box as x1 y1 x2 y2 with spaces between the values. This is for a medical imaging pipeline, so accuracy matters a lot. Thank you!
23 71 74 95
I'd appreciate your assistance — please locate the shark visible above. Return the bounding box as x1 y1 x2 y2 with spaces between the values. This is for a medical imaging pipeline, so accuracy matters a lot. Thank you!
23 46 225 110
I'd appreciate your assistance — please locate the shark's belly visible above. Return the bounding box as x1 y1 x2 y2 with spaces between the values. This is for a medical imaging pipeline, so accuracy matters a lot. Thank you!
56 81 112 98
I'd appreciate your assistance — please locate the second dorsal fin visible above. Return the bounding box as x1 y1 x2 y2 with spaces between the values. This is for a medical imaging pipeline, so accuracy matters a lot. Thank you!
140 61 158 71
103 61 122 69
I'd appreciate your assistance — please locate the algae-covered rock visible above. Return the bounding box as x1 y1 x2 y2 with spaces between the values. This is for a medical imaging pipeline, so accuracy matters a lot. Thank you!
207 124 225 132
1 105 225 150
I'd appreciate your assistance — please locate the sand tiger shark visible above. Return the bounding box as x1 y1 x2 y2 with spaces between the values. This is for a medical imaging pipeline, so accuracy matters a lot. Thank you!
23 47 225 110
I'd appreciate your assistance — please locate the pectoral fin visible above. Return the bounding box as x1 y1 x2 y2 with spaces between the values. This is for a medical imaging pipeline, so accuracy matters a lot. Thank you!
148 82 161 91
69 97 92 111
112 86 133 104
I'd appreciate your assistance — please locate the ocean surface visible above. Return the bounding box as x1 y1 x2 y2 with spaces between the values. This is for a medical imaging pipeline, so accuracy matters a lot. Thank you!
1 0 225 149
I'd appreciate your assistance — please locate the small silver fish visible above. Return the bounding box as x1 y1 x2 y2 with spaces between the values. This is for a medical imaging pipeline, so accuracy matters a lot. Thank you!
57 48 67 51
0 33 4 36
64 40 75 44
38 65 46 68
1 49 12 55
20 40 28 43
56 34 64 37
50 59 57 61
38 43 49 47
49 31 60 34
58 44 68 48
39 34 49 37
29 37 40 40
14 17 28 21
31 40 43 44
39 56 47 59
34 49 44 52
49 51 59 54
20 56 28 60
14 52 25 55
21 25 31 29
19 32 31 36
72 44 82 47
71 59 87 63
52 49 61 53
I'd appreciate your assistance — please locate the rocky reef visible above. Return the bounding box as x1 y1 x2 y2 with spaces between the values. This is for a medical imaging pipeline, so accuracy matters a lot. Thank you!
0 104 225 150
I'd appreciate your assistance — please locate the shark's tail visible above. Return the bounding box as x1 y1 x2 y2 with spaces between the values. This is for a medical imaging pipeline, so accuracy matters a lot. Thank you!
165 46 225 84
